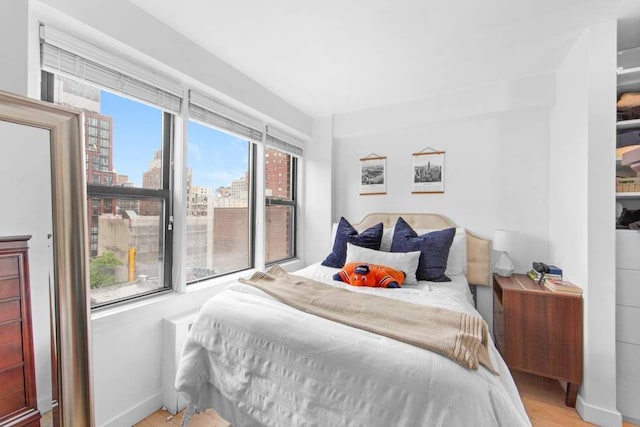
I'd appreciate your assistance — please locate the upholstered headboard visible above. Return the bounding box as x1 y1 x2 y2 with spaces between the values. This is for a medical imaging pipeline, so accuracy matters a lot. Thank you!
351 213 492 287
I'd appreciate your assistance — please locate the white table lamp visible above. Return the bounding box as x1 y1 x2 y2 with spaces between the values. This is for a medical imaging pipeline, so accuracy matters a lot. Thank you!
494 229 517 277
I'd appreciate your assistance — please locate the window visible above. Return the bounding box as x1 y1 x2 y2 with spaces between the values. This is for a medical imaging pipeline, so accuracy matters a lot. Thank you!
88 136 98 151
185 120 254 283
265 148 297 263
42 73 173 308
40 26 304 305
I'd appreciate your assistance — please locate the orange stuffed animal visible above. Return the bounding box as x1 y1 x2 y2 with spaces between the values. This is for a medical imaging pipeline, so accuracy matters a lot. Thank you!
333 262 406 288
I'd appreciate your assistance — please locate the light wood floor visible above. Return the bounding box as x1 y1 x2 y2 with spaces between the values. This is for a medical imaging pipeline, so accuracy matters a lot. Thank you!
136 372 638 426
134 408 229 427
512 371 637 427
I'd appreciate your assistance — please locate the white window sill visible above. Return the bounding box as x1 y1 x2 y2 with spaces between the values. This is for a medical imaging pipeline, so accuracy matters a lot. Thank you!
91 258 304 322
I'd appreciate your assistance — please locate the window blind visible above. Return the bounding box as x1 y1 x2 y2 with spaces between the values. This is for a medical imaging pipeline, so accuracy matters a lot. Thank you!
40 25 182 113
188 90 264 142
265 126 304 157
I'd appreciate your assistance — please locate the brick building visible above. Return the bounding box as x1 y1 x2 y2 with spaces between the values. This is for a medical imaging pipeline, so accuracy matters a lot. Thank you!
264 148 293 261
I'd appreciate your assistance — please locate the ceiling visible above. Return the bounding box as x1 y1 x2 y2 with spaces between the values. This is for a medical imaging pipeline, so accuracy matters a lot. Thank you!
129 0 640 117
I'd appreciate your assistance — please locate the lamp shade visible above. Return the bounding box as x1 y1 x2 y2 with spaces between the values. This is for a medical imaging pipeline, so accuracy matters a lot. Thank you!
493 229 517 252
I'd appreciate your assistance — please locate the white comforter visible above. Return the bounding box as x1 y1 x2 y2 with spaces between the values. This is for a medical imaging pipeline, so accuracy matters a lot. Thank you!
175 263 531 427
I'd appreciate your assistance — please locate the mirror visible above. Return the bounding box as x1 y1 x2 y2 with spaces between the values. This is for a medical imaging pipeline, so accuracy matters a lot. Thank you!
0 90 93 426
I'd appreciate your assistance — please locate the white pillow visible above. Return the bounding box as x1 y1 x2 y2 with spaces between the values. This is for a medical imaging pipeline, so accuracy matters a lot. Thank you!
345 242 421 285
448 228 467 276
379 228 394 252
417 227 467 276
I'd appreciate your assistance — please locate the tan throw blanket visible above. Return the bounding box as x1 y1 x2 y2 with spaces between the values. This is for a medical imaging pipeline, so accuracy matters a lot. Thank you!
239 265 498 374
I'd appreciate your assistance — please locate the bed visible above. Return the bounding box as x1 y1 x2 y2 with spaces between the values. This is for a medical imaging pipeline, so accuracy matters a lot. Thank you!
175 213 531 426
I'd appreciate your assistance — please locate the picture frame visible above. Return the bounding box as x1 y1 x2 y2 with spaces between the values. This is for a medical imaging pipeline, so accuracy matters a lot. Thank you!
412 151 445 193
360 155 386 195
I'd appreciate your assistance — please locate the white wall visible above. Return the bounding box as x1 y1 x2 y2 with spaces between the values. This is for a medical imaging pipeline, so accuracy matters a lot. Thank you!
0 0 28 95
302 116 334 264
550 22 620 426
1 0 54 415
0 121 54 413
332 74 555 271
90 281 239 426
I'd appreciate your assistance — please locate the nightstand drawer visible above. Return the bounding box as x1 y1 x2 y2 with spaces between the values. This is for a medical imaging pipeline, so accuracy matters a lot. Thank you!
502 290 582 383
493 273 583 407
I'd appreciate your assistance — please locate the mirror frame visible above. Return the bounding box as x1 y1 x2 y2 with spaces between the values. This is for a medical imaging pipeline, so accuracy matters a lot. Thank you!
0 90 94 426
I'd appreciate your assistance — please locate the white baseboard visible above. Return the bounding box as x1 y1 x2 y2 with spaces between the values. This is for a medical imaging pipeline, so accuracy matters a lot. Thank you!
576 395 623 427
99 392 163 427
624 415 640 426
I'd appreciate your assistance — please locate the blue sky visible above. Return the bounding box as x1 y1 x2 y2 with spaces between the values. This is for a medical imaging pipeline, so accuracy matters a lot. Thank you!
100 91 248 189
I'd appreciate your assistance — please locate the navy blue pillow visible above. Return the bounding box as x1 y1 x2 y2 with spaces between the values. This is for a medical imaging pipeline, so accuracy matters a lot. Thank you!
321 217 383 268
390 217 455 282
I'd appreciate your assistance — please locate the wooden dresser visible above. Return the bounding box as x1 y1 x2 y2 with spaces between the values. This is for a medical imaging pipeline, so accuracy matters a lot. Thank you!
0 236 41 426
493 273 583 407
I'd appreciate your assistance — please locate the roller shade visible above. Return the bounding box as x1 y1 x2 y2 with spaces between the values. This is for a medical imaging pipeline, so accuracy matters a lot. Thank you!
188 90 264 142
40 25 182 113
266 126 304 156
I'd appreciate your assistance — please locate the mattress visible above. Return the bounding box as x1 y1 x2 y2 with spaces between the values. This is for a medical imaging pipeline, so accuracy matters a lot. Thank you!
175 263 531 427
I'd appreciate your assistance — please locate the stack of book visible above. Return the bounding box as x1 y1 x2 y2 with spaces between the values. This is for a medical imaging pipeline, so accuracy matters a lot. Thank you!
526 265 563 283
543 277 583 295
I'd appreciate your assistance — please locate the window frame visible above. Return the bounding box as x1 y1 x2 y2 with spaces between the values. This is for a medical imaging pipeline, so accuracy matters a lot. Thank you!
41 70 175 308
183 119 257 285
265 154 298 265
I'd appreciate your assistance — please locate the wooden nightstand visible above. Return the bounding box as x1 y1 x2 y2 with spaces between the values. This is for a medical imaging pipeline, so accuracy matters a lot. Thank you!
493 273 583 407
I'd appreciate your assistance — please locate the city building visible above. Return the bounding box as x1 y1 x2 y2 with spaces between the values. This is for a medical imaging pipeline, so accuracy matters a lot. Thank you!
53 75 118 257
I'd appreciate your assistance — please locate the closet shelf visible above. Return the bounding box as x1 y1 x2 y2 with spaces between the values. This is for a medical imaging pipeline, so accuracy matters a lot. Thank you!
616 192 640 199
618 67 640 92
617 119 640 130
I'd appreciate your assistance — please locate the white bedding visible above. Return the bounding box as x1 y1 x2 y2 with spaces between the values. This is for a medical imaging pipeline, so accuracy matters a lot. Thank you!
175 263 531 427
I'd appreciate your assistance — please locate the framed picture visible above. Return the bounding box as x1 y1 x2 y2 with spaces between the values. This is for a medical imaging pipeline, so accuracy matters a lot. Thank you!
412 151 445 193
360 155 386 195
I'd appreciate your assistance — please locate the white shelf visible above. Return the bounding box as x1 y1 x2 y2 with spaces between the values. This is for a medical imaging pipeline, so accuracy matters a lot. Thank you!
617 119 640 130
617 192 640 199
618 69 640 92
618 66 640 76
